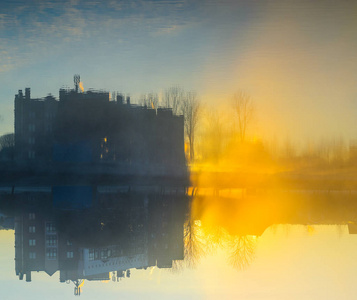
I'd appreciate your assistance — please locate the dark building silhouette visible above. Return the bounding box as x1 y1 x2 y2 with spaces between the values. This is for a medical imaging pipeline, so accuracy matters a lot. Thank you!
14 78 186 176
10 187 188 294
14 89 57 161
14 193 58 282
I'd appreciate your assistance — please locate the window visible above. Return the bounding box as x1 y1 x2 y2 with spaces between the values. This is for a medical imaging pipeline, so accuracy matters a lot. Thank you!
29 226 35 233
99 249 111 260
66 240 72 246
29 213 35 220
29 252 36 259
28 137 35 144
46 223 56 233
67 251 74 259
29 239 36 246
46 248 57 260
89 249 94 261
28 124 36 132
45 112 53 120
28 151 35 159
45 124 52 132
46 235 57 246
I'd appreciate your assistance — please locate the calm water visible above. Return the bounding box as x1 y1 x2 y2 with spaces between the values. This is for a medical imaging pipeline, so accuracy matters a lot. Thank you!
1 187 357 299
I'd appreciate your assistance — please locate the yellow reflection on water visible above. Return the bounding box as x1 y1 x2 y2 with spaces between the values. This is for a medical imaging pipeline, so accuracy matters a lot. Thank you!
183 189 357 274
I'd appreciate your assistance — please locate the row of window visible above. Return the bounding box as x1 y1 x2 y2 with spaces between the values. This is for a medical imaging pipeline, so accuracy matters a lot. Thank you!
46 223 56 233
29 238 63 246
29 112 55 119
28 238 73 247
27 123 52 133
45 112 54 119
46 248 57 259
29 251 73 260
29 238 61 246
46 235 57 246
29 223 56 233
88 249 112 261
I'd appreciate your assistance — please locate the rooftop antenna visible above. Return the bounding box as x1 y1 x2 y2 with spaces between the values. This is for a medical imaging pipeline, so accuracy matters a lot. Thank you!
74 74 80 93
68 279 84 296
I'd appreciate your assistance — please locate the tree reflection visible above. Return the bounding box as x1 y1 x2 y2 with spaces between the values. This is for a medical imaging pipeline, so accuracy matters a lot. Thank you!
178 195 261 271
228 235 257 271
183 219 206 268
182 217 259 271
170 218 206 272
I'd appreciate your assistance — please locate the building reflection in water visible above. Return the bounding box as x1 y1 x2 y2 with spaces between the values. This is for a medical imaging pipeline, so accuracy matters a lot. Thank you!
6 186 188 295
3 187 357 295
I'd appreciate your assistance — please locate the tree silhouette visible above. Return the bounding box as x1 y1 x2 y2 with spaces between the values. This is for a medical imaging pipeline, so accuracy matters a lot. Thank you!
233 91 254 143
139 92 159 109
202 109 225 162
0 133 14 150
0 133 15 161
164 86 185 115
181 91 200 162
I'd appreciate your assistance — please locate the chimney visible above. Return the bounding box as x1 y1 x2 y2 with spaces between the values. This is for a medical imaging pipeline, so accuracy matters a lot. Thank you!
74 74 80 93
18 90 23 99
25 88 30 100
26 271 32 282
126 96 130 105
117 94 123 104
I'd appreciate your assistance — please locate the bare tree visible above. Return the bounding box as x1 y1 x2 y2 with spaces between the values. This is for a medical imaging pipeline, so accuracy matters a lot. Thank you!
202 109 224 162
163 86 185 115
228 235 256 270
0 133 15 160
183 218 206 268
0 133 14 150
233 91 254 143
139 92 159 109
181 91 200 162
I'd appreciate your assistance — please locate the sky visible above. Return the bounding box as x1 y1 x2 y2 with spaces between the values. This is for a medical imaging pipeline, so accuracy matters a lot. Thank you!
0 0 357 143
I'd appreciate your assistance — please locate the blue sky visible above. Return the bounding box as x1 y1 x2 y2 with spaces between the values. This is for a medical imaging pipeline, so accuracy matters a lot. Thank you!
1 0 357 143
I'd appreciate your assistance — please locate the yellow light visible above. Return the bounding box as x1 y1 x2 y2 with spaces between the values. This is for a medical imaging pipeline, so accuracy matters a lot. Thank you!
79 82 84 92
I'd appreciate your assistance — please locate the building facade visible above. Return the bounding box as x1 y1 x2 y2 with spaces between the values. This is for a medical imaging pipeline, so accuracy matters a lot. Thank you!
14 84 186 172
